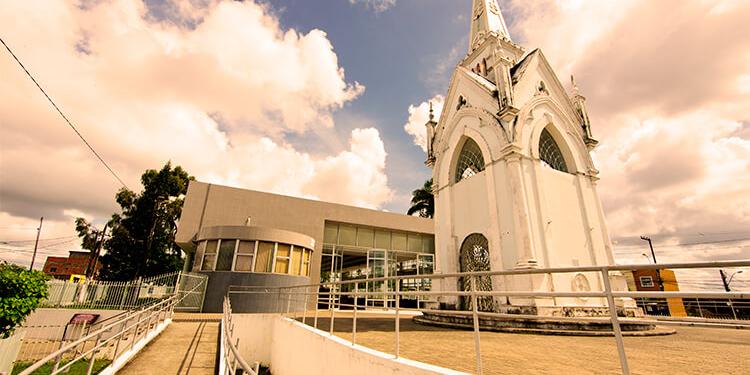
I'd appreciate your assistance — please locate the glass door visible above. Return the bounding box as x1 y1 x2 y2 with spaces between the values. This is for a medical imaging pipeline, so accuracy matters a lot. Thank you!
367 250 387 307
319 246 343 310
417 254 434 308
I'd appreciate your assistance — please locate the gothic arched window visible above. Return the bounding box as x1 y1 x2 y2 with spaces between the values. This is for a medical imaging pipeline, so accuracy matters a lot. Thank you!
538 128 569 173
454 138 485 183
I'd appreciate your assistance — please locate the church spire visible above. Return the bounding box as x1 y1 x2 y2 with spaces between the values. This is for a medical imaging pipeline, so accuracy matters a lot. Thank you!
469 0 512 52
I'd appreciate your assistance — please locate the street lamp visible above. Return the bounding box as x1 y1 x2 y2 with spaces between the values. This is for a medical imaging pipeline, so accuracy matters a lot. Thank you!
641 253 652 263
720 269 744 320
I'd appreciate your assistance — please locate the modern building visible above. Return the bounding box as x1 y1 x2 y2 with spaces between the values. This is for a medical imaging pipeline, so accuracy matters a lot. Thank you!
42 251 99 280
175 182 434 312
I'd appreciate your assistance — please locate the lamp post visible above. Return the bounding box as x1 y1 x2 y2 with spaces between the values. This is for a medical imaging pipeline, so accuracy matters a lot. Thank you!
720 269 744 320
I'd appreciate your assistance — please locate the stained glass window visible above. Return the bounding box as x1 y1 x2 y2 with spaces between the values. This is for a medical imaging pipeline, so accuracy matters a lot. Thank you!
454 138 485 183
539 128 569 173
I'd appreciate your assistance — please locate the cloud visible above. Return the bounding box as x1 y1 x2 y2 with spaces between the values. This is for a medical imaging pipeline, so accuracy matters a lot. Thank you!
403 95 444 152
0 0 391 260
503 0 750 247
348 0 396 13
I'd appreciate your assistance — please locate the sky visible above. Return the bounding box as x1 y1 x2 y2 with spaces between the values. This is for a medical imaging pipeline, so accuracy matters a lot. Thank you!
1 0 748 290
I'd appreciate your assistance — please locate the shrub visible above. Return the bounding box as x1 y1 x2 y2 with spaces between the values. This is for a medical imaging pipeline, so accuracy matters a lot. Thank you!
0 263 50 338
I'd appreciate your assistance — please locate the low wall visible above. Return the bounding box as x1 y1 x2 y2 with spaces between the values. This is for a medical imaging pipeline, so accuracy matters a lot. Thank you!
230 314 466 375
202 272 309 313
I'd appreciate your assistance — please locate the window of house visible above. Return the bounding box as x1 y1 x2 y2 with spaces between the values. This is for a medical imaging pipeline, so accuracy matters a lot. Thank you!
235 240 255 272
201 240 218 271
454 138 485 182
255 241 274 273
215 239 236 271
275 243 291 273
302 249 311 276
639 276 655 288
290 246 303 275
539 128 569 173
50 266 58 273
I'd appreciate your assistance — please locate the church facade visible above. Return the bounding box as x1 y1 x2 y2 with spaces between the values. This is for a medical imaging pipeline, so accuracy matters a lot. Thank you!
426 0 631 314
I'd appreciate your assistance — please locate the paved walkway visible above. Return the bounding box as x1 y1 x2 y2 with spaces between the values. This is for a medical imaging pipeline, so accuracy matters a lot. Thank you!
304 314 750 374
118 319 218 375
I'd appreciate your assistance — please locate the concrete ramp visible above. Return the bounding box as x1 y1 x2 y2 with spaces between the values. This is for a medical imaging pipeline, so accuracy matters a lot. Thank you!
118 319 218 375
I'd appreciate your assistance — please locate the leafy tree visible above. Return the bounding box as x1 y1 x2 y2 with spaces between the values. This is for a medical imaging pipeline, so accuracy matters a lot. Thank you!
76 163 194 281
0 262 49 338
407 179 434 218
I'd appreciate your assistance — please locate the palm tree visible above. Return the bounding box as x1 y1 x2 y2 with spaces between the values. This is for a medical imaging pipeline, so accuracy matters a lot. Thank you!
407 179 434 218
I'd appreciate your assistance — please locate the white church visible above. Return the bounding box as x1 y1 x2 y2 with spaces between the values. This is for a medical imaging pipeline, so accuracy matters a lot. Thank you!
425 0 633 315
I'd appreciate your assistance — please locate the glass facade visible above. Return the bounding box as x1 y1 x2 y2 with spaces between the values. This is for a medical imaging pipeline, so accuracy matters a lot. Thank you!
196 239 312 276
320 222 435 309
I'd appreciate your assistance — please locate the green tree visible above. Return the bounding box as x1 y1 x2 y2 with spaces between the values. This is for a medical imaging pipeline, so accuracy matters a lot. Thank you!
407 179 434 218
76 163 194 281
0 262 49 338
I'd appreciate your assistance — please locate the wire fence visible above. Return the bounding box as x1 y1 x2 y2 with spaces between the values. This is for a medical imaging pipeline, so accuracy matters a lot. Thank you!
226 260 750 375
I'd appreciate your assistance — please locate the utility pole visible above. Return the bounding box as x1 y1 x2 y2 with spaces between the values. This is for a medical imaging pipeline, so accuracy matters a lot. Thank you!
29 217 43 271
640 235 662 291
85 224 108 279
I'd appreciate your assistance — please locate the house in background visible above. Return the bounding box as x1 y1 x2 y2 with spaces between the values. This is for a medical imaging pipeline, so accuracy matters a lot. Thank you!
627 268 687 317
42 250 99 280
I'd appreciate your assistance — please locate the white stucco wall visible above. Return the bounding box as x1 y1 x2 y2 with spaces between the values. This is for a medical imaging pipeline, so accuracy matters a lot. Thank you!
230 314 467 375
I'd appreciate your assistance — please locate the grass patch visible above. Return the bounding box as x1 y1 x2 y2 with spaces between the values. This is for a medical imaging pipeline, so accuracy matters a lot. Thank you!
12 359 111 375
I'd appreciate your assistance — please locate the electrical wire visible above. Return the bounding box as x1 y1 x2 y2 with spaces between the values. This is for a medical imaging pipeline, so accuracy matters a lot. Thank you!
0 37 129 190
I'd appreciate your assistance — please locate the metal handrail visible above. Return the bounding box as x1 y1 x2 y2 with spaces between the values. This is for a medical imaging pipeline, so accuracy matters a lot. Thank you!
226 259 750 375
17 274 208 375
221 297 260 375
18 296 176 375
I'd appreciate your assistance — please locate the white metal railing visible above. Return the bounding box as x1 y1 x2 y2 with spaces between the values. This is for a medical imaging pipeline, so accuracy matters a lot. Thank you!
14 273 208 374
227 260 750 375
42 272 181 310
17 296 176 375
221 297 260 375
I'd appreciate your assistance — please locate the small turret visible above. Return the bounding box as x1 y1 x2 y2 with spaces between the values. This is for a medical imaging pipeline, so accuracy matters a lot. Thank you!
570 75 598 149
425 102 437 167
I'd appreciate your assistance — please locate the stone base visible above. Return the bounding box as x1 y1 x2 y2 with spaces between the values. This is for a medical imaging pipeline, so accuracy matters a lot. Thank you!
414 309 674 336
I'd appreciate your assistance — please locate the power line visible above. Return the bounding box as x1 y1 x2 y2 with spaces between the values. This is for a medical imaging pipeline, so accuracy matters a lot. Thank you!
0 235 77 244
0 37 129 190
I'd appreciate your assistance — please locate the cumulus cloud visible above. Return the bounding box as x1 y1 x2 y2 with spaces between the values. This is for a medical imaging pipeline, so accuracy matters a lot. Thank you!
403 95 444 152
349 0 397 13
0 0 392 264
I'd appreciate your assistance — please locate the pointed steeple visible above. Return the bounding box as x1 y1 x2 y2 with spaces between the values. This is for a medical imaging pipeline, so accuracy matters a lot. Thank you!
469 0 512 52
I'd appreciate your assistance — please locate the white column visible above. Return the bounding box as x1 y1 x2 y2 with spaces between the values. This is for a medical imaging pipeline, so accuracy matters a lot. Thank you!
505 153 538 269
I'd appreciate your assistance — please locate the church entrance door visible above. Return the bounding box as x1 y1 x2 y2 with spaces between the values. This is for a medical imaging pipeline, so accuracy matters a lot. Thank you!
459 233 494 312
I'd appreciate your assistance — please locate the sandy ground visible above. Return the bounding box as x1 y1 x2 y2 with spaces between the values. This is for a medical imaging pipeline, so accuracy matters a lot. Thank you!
301 312 750 374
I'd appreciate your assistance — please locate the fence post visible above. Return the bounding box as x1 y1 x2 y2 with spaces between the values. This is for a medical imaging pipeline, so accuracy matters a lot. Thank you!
86 332 103 375
329 283 336 336
286 288 292 317
470 275 482 375
314 287 320 329
395 278 401 358
302 286 309 325
601 268 631 375
352 287 358 346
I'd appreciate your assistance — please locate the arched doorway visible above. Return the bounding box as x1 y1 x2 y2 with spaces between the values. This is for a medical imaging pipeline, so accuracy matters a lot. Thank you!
459 233 494 312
